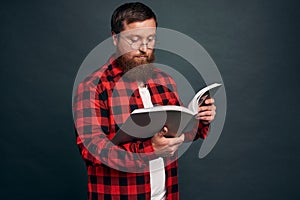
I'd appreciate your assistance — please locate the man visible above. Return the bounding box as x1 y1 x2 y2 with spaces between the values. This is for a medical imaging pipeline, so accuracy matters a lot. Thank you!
73 2 216 200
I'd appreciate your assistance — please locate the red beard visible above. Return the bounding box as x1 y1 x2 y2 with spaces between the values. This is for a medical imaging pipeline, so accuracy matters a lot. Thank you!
115 51 155 82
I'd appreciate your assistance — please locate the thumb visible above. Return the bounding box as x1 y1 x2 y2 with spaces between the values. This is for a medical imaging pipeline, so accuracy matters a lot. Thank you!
157 126 168 137
162 126 168 133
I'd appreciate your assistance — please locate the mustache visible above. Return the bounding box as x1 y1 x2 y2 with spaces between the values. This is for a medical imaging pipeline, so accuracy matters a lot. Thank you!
134 53 148 57
114 51 155 82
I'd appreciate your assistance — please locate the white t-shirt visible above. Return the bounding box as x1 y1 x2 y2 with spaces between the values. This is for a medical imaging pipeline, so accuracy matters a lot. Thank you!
138 83 166 200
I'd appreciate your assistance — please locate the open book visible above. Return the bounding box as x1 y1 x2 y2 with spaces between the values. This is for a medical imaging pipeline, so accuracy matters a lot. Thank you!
111 83 222 145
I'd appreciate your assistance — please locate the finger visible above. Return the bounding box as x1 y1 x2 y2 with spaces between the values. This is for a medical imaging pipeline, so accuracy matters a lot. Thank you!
197 110 215 117
196 112 216 120
168 136 184 146
177 134 185 142
203 104 216 110
161 126 168 134
158 126 168 136
196 114 215 120
159 126 168 133
163 126 168 133
198 105 216 112
197 116 215 123
178 133 185 142
198 115 214 122
205 98 215 105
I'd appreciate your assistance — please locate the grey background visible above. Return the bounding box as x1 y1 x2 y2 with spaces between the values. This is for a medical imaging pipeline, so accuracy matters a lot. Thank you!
1 0 299 199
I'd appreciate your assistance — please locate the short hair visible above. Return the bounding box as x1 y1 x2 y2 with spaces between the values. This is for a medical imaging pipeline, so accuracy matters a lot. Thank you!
111 2 157 34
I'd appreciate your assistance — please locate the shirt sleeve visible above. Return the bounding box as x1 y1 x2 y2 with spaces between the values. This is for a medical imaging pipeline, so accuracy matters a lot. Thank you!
183 121 210 142
73 81 157 172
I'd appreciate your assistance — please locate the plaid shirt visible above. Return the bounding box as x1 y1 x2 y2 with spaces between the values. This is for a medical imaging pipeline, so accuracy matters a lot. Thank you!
73 56 209 200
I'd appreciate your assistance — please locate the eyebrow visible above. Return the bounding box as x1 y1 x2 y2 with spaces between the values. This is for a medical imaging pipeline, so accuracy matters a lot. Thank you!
125 34 156 39
126 34 141 38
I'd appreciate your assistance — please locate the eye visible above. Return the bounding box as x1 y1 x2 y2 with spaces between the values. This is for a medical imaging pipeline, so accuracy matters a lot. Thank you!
147 35 156 42
130 36 140 43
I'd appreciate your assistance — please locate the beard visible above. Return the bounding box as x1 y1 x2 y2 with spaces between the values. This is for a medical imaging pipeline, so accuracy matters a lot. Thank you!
115 50 155 82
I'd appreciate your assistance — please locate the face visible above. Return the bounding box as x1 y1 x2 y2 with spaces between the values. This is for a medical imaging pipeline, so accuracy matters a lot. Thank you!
112 18 156 81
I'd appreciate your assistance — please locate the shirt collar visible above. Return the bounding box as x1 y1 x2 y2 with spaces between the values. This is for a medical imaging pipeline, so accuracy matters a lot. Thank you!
107 54 124 77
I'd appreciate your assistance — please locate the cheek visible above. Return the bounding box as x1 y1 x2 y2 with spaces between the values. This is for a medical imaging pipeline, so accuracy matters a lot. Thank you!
128 51 138 57
117 46 137 57
147 49 154 56
117 43 132 54
117 45 127 55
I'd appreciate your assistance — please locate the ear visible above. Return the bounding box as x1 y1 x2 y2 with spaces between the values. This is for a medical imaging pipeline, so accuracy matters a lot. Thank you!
112 32 118 46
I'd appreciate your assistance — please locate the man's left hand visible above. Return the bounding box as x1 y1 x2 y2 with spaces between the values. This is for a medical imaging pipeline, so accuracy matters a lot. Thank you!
196 98 216 124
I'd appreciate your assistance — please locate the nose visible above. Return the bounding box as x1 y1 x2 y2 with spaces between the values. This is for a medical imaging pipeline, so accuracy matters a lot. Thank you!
139 43 148 53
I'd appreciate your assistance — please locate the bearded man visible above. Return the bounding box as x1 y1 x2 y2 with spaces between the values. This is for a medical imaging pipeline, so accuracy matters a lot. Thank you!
73 2 216 200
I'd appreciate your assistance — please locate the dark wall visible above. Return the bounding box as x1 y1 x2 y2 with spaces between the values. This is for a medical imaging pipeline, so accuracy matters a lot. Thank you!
1 0 299 199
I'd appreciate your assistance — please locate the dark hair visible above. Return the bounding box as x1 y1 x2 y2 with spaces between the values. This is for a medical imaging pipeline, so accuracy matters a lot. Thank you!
111 2 157 34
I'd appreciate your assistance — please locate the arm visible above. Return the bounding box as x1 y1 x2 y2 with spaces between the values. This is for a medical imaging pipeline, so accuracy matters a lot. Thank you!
73 82 157 172
184 98 216 142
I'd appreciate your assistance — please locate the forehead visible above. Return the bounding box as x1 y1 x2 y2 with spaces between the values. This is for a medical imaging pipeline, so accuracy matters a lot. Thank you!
122 18 156 37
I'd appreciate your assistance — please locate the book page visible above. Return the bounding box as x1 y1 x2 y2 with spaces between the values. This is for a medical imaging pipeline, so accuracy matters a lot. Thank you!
187 83 222 114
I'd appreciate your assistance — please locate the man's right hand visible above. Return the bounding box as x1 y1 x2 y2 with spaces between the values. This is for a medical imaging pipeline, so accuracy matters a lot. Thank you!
151 127 185 157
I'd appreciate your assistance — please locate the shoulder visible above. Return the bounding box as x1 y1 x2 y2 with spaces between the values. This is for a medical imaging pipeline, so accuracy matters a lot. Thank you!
150 67 177 88
79 60 122 91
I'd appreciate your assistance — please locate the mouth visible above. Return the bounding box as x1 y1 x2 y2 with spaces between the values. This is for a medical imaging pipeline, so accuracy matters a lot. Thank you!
135 55 148 58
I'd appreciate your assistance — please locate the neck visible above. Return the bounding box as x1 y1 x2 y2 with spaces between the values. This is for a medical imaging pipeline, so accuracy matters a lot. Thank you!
137 81 147 88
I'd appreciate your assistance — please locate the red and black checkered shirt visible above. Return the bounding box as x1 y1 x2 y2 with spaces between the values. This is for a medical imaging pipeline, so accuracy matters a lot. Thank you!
73 56 209 200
